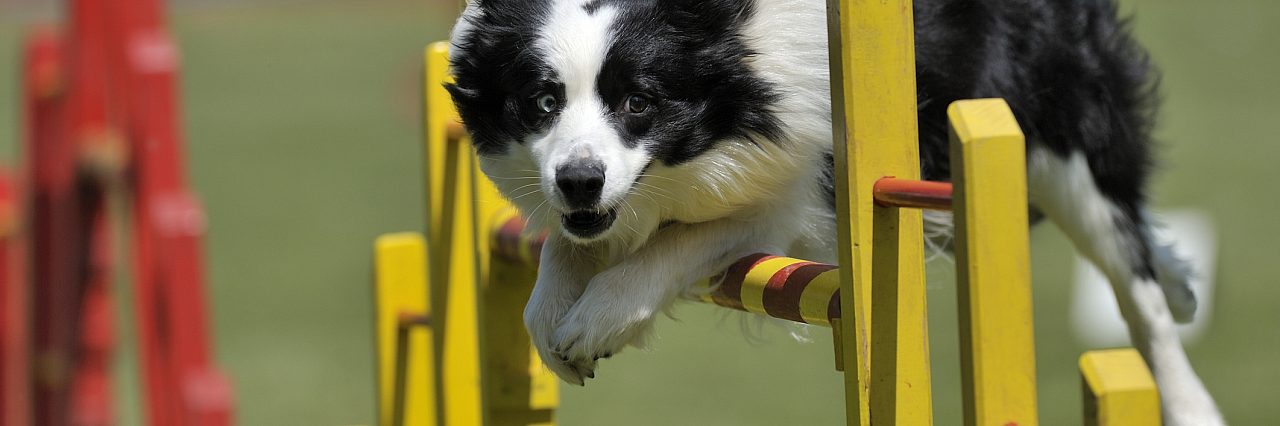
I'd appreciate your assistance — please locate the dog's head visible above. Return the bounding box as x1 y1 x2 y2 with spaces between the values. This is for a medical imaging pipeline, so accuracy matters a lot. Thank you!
446 0 785 244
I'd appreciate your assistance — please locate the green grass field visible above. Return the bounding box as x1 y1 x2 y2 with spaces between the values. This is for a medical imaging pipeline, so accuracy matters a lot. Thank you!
2 0 1278 424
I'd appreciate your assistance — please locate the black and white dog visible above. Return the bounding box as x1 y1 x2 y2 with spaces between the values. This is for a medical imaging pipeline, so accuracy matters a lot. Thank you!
446 0 1223 422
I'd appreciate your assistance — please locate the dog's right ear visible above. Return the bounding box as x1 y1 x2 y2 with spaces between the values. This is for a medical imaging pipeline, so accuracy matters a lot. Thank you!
444 82 478 110
473 0 517 11
656 0 754 28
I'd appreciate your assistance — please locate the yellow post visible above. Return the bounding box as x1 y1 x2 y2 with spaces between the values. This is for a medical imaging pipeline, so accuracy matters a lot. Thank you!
826 0 930 424
473 158 559 423
482 253 559 426
424 41 484 426
426 38 558 426
948 99 1037 426
374 233 435 426
1080 349 1161 426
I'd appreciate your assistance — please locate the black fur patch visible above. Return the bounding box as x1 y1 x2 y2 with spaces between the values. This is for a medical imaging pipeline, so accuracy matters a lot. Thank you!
909 0 1160 277
597 0 783 165
445 0 557 156
582 0 605 14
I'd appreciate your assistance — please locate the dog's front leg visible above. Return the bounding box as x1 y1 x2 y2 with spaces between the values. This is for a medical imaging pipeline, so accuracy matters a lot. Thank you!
551 218 769 382
525 232 597 385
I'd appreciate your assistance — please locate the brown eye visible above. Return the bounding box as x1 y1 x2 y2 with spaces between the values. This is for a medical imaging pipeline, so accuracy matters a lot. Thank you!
535 92 558 113
625 94 649 113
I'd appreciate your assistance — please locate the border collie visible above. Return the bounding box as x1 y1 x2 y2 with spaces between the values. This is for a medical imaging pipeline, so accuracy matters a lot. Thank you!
445 0 1223 422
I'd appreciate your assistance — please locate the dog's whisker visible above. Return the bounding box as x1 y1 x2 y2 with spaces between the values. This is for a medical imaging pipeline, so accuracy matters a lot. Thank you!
485 175 541 181
506 182 543 192
633 183 679 202
630 189 660 207
620 199 643 240
508 189 545 202
637 173 681 183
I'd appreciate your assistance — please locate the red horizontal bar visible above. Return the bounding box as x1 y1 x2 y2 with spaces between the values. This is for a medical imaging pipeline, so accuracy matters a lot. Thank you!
873 177 953 211
396 313 431 328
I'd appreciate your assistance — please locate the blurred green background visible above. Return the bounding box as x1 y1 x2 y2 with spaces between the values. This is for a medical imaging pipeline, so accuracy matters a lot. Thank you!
1 0 1277 424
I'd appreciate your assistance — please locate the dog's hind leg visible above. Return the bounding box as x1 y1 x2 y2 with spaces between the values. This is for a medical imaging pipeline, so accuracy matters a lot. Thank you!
1143 210 1200 323
1027 148 1224 425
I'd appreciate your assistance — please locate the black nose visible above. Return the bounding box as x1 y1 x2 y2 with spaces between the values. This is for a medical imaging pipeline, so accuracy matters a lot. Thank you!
555 160 605 209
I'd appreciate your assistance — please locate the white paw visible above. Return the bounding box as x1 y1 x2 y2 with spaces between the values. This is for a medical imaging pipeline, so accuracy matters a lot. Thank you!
549 304 652 383
524 293 590 385
549 275 658 383
1160 278 1198 324
1151 239 1198 323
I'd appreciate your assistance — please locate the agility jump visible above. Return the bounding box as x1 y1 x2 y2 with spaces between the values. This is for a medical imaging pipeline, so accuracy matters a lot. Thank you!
372 1 1159 425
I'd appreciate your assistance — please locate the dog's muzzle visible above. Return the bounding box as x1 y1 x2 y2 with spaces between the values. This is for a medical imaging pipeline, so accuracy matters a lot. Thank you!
561 209 617 239
554 159 616 239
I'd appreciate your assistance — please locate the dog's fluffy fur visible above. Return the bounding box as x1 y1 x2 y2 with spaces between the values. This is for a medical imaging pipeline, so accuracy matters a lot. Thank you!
446 0 1223 422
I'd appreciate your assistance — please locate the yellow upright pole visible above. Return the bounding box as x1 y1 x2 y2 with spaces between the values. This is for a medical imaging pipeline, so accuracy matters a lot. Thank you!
473 154 559 424
826 0 930 424
374 233 435 426
1080 349 1161 426
479 222 559 425
426 35 558 425
424 41 484 426
948 99 1037 426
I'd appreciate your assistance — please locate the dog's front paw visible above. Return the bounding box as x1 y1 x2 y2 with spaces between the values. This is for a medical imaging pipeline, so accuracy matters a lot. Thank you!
550 279 658 382
524 294 592 385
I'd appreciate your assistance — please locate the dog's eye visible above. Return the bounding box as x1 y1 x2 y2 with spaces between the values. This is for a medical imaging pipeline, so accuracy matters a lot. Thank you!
534 92 559 113
625 94 649 114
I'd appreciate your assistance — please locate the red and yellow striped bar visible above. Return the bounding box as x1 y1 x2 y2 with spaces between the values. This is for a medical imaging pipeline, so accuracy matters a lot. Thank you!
488 214 843 327
491 208 548 267
701 254 842 327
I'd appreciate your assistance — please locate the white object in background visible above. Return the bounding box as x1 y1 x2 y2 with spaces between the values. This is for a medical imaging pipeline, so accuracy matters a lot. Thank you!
1070 210 1217 347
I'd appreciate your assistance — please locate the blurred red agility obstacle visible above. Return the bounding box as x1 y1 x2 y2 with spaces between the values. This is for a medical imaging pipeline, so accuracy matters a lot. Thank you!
1 0 234 425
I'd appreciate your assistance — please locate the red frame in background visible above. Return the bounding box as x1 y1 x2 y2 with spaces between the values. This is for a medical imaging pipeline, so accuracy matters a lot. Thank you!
3 0 235 424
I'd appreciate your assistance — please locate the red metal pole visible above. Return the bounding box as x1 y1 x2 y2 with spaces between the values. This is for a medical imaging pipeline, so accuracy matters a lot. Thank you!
0 171 31 426
25 18 86 425
62 0 121 423
121 0 234 423
12 26 62 426
872 177 954 211
68 207 114 426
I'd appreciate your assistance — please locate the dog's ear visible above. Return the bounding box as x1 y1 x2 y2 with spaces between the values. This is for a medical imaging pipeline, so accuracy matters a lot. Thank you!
444 82 478 109
657 0 754 31
474 0 545 13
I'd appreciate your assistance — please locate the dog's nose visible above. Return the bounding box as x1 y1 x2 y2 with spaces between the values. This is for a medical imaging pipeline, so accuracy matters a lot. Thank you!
555 160 606 209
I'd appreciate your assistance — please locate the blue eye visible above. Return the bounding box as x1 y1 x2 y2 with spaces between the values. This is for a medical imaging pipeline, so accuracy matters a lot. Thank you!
535 92 558 113
625 94 650 113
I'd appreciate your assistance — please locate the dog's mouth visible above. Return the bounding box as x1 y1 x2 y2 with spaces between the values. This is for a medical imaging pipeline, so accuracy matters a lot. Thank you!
561 209 617 239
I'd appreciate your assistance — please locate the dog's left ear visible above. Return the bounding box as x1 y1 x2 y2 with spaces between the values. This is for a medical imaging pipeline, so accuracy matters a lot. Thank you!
656 0 754 30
